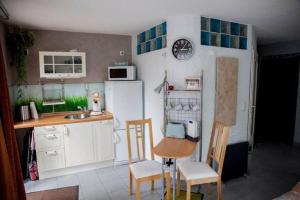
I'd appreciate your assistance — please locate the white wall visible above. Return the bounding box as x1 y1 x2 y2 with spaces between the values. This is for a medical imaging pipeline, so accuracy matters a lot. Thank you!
132 15 256 161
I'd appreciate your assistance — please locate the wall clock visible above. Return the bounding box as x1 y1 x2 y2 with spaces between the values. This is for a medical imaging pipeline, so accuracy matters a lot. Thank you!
172 38 193 61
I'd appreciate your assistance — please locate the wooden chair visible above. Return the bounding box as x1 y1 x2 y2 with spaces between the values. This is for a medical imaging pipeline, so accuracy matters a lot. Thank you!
126 118 171 200
176 121 231 200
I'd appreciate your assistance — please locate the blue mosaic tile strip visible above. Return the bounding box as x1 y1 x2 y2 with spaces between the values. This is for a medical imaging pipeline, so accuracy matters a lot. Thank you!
139 32 145 43
201 31 210 46
156 37 162 50
136 22 167 55
231 22 240 36
221 34 230 48
201 16 248 50
210 18 221 33
137 44 141 55
162 22 167 35
239 37 247 49
150 27 156 39
145 41 151 52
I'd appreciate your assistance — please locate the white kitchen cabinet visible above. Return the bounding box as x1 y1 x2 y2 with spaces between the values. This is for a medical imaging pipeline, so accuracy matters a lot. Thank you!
39 51 86 79
36 148 66 171
94 120 114 161
35 129 64 150
64 122 96 167
34 120 114 179
35 125 66 172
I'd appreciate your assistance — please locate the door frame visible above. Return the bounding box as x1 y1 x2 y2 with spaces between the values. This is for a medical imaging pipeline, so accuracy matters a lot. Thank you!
247 49 258 151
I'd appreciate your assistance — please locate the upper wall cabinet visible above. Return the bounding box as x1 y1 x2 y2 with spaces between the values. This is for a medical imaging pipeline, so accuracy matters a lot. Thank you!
39 51 86 79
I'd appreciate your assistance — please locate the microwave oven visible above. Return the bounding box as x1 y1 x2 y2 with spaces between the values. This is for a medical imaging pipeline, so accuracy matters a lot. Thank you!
108 66 136 81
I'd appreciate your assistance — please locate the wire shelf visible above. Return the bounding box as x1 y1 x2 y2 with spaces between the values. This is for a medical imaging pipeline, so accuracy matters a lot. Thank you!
165 90 202 162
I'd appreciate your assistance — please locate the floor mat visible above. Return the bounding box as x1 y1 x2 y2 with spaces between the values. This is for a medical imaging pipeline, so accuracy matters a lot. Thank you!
26 185 78 200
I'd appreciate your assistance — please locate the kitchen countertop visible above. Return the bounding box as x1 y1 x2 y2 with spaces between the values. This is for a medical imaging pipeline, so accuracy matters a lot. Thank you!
14 111 113 129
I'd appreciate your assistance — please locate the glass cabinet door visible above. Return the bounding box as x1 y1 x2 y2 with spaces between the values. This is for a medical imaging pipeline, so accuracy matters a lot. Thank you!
74 65 82 73
44 56 53 64
54 56 73 64
74 56 82 64
44 65 54 74
54 65 74 74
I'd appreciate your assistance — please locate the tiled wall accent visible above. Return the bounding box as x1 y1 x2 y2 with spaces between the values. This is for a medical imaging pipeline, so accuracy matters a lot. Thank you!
201 17 248 50
12 83 105 113
137 22 167 55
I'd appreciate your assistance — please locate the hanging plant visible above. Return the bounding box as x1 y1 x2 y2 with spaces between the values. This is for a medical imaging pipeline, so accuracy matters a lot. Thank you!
7 28 35 101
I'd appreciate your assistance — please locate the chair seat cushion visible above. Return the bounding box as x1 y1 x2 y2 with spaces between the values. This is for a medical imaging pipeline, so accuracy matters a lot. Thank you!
129 160 163 179
178 161 218 181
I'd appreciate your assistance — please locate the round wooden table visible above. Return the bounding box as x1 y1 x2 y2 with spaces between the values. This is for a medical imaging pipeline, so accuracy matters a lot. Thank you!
154 137 197 200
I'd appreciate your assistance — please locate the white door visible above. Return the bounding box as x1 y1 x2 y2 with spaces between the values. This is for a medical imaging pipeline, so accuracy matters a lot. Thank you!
105 81 143 129
114 129 138 164
94 120 115 161
64 122 96 167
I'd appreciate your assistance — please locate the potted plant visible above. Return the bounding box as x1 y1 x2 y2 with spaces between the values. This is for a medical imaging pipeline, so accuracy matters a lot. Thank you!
7 27 35 120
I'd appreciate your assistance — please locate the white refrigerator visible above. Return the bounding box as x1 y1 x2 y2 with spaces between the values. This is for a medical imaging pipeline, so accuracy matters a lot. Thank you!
105 81 143 164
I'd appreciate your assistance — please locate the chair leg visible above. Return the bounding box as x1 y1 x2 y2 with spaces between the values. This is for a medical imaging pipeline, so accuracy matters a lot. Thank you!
176 170 180 196
136 180 141 200
207 183 212 194
165 172 171 200
129 170 133 195
186 182 191 200
217 180 222 200
151 180 154 190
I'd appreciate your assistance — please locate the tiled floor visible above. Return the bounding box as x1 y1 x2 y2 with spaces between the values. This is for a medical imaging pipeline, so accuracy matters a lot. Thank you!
25 143 300 200
25 164 163 200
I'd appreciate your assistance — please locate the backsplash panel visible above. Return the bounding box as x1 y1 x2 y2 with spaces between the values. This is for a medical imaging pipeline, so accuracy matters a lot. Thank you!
12 83 105 114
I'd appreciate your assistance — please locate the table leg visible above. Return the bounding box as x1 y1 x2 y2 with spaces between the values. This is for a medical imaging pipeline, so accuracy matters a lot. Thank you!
172 159 176 200
161 157 165 200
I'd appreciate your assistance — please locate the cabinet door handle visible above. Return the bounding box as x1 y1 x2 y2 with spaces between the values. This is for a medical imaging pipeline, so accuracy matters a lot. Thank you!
64 126 69 136
44 126 56 131
45 150 57 156
45 134 57 139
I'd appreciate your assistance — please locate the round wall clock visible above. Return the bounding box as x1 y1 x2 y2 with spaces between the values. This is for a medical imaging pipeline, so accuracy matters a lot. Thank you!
172 38 193 61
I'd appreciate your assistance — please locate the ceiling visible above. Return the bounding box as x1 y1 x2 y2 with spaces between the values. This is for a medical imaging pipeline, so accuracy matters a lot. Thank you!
2 0 300 44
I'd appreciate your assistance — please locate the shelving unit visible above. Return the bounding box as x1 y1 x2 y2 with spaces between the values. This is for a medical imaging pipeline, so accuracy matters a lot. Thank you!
163 75 203 162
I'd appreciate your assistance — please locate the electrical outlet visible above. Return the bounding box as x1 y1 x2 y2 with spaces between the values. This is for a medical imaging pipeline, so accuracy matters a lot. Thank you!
120 50 125 56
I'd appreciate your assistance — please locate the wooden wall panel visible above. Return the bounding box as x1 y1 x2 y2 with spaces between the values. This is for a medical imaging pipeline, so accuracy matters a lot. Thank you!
215 57 238 126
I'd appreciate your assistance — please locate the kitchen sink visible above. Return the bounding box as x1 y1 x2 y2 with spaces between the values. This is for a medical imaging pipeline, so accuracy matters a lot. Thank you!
64 113 90 120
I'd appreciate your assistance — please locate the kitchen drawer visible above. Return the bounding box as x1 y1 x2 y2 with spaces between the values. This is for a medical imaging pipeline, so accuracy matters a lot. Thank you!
37 148 66 172
35 131 64 151
34 125 64 135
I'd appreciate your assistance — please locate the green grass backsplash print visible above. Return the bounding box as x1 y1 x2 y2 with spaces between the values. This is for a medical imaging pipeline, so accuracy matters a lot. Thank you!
15 96 88 113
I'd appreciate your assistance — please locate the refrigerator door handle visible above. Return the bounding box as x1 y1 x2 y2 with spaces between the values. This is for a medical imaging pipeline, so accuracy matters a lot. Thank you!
113 130 121 144
114 117 121 129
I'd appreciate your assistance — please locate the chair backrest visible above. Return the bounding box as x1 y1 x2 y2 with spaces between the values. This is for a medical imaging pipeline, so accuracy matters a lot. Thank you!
206 121 231 176
126 118 154 164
